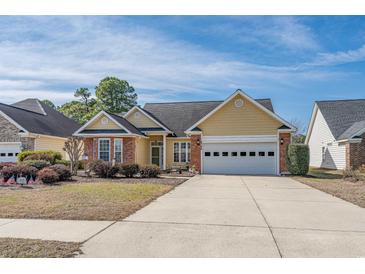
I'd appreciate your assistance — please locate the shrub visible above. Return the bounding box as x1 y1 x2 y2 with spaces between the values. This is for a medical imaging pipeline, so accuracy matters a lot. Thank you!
120 164 139 178
18 150 62 164
55 159 85 170
0 162 16 171
22 160 51 170
37 168 59 184
343 168 361 182
55 159 70 166
49 164 72 181
1 164 38 181
286 144 309 175
140 165 160 178
24 153 54 163
89 160 119 178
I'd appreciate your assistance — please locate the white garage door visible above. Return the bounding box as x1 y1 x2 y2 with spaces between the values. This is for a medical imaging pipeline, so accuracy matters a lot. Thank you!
0 142 21 163
202 142 277 175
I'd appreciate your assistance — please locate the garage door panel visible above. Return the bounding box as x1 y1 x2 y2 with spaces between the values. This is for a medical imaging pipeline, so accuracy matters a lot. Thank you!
0 143 21 163
203 142 277 175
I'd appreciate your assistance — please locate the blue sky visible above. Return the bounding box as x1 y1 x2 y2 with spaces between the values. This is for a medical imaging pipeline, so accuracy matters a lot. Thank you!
1 16 365 129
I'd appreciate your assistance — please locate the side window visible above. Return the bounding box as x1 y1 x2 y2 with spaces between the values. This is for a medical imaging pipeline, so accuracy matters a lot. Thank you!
213 152 219 157
222 152 228 156
240 152 246 156
249 152 256 157
231 152 237 156
204 152 211 157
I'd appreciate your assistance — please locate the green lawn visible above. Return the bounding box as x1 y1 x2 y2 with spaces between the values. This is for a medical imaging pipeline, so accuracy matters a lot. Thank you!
0 182 177 220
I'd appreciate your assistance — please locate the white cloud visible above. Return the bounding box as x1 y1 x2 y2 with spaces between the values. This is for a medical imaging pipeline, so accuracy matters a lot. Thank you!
308 44 365 66
0 16 341 106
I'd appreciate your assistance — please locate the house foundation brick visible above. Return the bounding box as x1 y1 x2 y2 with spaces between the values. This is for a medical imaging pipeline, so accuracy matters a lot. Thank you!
346 133 365 169
190 134 202 173
279 132 291 173
123 137 135 164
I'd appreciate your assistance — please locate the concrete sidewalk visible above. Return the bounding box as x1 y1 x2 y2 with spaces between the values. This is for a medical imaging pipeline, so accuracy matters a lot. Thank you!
0 218 113 242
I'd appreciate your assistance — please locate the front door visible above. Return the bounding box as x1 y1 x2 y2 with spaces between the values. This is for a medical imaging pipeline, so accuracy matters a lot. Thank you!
151 146 161 167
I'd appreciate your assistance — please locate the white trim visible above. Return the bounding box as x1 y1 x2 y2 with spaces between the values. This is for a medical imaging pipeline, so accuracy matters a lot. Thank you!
276 132 279 175
163 134 166 170
305 103 318 144
124 106 172 133
202 135 278 143
150 142 163 168
24 133 67 141
73 111 133 135
114 138 123 163
74 133 147 138
173 141 191 163
0 142 22 145
348 138 362 144
98 138 111 161
185 89 295 133
143 131 171 135
0 110 29 134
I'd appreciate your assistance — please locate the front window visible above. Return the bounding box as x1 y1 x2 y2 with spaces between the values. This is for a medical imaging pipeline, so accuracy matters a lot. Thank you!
99 139 110 161
173 142 191 163
114 139 123 163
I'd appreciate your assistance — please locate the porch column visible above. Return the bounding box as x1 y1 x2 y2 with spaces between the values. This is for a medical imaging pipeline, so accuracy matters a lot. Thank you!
163 134 167 170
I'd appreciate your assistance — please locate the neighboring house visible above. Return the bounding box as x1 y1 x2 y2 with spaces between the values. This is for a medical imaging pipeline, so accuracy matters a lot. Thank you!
306 99 365 170
74 90 295 175
0 99 80 162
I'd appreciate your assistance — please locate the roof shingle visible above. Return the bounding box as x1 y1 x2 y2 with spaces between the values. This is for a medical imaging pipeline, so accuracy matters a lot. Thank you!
0 99 80 137
316 99 365 140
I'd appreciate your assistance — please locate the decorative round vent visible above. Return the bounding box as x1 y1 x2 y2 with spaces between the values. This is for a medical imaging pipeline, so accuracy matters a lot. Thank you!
101 117 109 125
234 99 244 108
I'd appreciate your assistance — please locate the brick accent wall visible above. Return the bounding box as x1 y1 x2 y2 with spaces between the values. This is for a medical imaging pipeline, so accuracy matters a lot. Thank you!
346 133 365 169
190 134 202 173
279 132 291 173
123 137 136 164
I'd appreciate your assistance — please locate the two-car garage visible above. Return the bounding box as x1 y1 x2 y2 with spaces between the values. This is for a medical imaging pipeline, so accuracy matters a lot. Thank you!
201 136 278 175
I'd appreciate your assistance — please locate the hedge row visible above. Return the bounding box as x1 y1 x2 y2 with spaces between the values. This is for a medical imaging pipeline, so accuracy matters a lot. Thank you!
0 163 72 184
89 161 160 178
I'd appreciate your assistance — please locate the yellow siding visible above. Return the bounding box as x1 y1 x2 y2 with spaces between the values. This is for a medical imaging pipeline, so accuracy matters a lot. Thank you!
166 138 191 169
135 137 150 166
199 94 281 136
126 108 160 128
87 114 121 129
34 136 68 159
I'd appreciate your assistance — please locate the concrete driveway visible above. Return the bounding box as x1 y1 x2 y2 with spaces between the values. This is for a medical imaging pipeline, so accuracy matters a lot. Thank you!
81 175 365 257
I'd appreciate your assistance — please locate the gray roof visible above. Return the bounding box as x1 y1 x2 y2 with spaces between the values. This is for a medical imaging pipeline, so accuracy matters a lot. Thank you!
106 111 144 136
144 99 274 137
316 99 365 140
338 120 365 140
0 99 80 137
12 99 46 115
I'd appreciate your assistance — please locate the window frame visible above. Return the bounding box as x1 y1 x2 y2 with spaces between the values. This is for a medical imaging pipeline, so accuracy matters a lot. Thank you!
98 138 111 161
114 138 123 163
173 141 191 163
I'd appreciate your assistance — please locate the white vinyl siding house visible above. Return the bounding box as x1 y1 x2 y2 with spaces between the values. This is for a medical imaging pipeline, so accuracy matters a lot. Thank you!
307 107 346 169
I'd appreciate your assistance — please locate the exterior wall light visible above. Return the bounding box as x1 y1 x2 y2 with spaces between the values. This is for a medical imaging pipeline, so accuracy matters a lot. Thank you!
280 138 284 145
196 138 201 146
